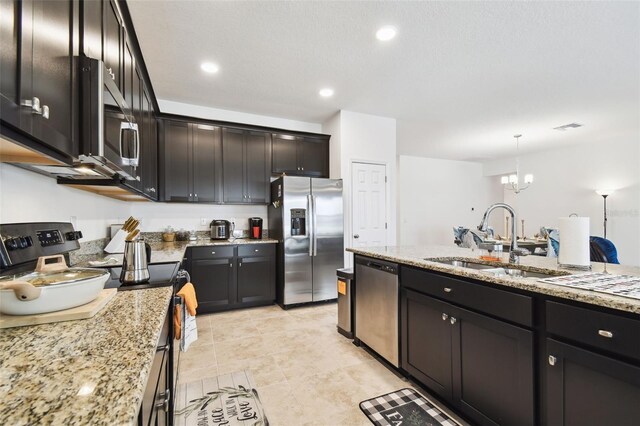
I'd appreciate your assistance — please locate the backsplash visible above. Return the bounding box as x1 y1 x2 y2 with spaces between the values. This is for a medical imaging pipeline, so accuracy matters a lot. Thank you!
69 237 109 266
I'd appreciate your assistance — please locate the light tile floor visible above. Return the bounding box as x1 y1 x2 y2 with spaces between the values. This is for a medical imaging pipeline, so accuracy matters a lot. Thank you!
177 302 466 426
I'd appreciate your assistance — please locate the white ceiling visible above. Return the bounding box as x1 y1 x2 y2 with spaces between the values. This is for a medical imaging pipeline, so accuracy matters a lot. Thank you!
127 1 640 161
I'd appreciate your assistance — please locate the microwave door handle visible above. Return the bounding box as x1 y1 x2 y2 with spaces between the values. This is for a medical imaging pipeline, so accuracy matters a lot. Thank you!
132 123 140 166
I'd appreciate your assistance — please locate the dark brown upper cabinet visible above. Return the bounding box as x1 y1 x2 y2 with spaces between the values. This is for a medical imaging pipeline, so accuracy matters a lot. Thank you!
103 0 123 92
161 119 222 203
0 0 78 159
223 128 271 204
272 133 329 177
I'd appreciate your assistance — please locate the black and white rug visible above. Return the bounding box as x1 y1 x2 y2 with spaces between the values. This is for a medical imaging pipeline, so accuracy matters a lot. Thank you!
175 370 269 426
360 388 459 426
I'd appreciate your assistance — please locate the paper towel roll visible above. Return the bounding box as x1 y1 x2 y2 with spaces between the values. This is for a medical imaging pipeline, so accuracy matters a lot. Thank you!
558 216 591 268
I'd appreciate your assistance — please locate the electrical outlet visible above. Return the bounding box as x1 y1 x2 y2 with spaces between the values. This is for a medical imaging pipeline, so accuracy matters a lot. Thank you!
200 218 208 226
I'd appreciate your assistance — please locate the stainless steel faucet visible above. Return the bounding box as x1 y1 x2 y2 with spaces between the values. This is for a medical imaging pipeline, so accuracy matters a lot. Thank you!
478 203 529 263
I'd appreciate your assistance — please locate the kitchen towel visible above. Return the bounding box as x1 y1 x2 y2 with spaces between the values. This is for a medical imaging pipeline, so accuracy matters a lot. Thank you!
174 283 198 348
558 216 590 268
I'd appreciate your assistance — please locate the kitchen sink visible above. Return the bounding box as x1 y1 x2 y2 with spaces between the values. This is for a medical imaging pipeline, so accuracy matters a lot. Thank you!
427 259 497 270
425 258 563 279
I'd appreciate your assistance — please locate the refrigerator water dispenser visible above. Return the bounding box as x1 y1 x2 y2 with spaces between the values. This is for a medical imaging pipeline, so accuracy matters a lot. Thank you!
290 209 306 236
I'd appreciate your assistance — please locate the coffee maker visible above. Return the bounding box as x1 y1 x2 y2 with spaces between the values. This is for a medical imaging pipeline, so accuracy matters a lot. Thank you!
248 217 263 239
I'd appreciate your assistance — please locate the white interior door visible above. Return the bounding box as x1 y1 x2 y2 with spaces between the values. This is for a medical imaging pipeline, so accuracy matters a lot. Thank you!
352 162 387 247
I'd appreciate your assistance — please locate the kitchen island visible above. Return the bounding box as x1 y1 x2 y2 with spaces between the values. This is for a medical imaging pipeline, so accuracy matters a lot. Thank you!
0 286 173 426
348 245 640 426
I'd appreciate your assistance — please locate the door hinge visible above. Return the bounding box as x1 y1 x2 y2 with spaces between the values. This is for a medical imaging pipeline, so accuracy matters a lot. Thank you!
385 176 388 183
385 223 388 229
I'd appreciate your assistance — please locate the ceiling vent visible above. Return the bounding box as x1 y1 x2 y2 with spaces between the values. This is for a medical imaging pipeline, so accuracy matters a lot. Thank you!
553 122 583 131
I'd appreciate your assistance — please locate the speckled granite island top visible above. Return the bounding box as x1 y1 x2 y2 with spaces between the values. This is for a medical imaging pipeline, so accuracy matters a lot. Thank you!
347 245 640 314
0 286 173 426
73 238 278 267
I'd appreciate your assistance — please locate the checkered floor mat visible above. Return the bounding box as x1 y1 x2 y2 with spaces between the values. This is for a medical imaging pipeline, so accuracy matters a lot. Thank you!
359 388 459 426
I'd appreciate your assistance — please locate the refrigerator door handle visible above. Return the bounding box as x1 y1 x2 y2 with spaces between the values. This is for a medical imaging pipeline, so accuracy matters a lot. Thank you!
307 194 314 257
312 194 318 256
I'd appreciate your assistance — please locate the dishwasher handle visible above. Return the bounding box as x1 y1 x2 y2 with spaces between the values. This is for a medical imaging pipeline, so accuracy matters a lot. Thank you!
361 259 398 274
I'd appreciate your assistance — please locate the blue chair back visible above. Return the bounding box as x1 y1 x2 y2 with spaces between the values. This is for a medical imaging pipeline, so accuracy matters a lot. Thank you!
589 236 620 264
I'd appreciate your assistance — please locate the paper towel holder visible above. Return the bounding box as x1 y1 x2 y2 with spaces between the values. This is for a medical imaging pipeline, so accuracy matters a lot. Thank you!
558 214 592 271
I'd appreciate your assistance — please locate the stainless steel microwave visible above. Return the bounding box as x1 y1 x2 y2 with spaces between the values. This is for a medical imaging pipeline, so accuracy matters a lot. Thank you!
78 56 139 180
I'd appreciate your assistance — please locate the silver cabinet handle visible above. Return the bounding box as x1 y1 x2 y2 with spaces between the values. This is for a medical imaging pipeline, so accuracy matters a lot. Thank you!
301 167 304 171
22 97 42 115
150 188 156 193
548 355 557 366
229 263 232 267
41 105 49 119
442 313 448 321
450 317 457 325
211 251 216 254
353 234 359 239
444 287 452 293
239 262 242 267
598 330 613 338
156 344 169 353
155 389 170 411
254 249 259 252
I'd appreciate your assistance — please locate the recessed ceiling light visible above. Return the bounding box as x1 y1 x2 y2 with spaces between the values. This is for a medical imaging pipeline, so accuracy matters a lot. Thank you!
376 26 397 41
200 62 219 74
319 88 334 98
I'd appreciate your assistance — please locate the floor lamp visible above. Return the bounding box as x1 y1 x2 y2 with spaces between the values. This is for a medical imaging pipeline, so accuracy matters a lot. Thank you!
595 189 613 239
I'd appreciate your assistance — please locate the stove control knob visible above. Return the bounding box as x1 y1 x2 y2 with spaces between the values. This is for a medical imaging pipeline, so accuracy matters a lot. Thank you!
4 238 19 250
24 236 33 247
17 237 29 249
65 231 83 241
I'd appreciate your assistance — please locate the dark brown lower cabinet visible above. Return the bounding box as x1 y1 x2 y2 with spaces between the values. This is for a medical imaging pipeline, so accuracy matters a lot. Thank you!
402 288 534 426
546 338 640 426
186 244 275 314
139 304 172 426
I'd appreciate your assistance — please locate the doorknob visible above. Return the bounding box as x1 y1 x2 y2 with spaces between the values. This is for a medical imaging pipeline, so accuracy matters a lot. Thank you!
353 234 360 239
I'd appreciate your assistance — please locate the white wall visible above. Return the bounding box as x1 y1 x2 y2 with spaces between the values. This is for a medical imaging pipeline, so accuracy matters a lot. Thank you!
483 138 640 265
158 99 322 133
0 164 130 241
323 110 397 267
398 156 502 246
129 202 267 233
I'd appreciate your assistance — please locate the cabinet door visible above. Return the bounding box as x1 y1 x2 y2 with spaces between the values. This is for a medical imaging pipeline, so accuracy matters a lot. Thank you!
190 258 236 312
29 0 77 156
546 339 640 426
451 306 534 426
271 134 299 174
81 0 102 60
0 0 21 128
245 130 270 203
237 255 275 304
299 136 328 177
140 87 157 198
123 38 135 112
103 0 122 91
192 124 221 203
401 289 454 399
222 128 246 203
162 120 191 202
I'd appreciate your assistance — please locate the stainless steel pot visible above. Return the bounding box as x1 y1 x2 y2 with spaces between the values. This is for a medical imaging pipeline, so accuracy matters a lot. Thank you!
120 239 151 284
0 255 109 315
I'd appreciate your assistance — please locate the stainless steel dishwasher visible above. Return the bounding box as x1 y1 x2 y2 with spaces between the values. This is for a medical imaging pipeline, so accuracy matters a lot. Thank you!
355 256 399 367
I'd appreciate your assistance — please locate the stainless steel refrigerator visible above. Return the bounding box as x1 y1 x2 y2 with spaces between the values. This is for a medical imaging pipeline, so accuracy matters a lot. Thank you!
268 176 344 307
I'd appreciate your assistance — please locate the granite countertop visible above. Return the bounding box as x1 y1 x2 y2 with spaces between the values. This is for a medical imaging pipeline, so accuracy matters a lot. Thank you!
347 245 640 314
73 238 278 267
0 286 173 425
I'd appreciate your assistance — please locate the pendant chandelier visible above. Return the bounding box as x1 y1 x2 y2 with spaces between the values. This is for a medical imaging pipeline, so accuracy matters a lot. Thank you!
501 134 533 193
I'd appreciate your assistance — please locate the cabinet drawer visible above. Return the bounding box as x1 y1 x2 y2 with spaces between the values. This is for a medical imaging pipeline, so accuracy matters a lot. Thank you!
402 266 532 327
238 244 275 258
546 301 640 361
189 245 235 260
